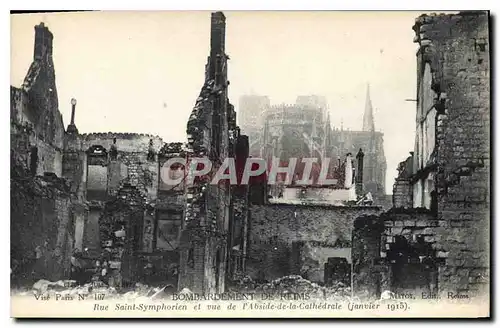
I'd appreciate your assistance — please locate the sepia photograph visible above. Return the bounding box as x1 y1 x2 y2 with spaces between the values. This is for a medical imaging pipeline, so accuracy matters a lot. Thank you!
9 9 491 318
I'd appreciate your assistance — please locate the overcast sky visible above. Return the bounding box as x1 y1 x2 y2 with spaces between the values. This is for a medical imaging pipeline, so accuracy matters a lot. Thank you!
11 11 437 193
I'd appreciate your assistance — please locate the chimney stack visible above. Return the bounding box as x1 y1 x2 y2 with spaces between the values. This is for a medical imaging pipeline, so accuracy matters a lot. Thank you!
356 148 365 197
210 12 226 55
208 12 226 80
34 22 53 60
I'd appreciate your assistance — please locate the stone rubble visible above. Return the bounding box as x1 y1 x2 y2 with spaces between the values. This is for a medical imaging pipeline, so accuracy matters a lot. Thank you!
25 279 177 301
26 276 356 301
232 275 354 301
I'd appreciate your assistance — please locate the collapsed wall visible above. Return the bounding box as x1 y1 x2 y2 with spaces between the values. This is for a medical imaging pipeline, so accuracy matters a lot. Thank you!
248 204 381 283
11 170 74 285
352 209 441 299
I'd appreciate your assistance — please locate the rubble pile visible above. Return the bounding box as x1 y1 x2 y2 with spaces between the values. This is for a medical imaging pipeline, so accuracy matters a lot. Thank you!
322 281 353 300
26 279 119 298
256 275 326 299
228 274 257 292
233 275 353 301
17 279 175 301
121 282 175 301
22 275 354 301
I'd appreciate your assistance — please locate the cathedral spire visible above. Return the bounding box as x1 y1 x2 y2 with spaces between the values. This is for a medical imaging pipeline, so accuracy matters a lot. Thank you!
363 83 375 132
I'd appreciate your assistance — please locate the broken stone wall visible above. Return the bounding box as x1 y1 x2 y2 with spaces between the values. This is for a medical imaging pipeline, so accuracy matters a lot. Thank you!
351 206 483 300
77 133 163 258
11 84 64 180
381 209 441 296
62 134 86 199
11 23 65 175
11 173 74 285
11 23 74 286
413 11 490 296
393 180 412 208
351 215 385 299
11 120 64 178
97 184 148 288
81 133 163 202
392 155 414 208
248 204 381 282
73 133 177 288
291 241 351 283
178 11 233 294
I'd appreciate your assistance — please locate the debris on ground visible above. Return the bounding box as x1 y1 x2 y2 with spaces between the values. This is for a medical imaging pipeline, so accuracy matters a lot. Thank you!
255 275 325 299
26 275 356 301
231 275 354 301
229 274 256 291
32 279 77 293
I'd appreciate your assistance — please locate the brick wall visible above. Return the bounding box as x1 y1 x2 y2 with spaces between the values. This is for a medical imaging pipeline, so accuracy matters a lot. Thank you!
248 204 381 282
393 179 412 208
352 209 454 299
413 11 490 296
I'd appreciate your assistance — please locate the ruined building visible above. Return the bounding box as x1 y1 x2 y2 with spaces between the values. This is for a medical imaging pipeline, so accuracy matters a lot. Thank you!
10 14 392 294
239 88 388 207
353 11 490 299
10 14 247 293
10 21 178 287
10 15 386 294
13 11 487 300
171 11 249 294
11 22 75 284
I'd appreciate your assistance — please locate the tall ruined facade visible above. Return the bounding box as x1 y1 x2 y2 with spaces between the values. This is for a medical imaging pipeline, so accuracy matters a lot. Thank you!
11 23 182 289
410 11 490 296
177 12 245 294
11 23 73 284
354 11 490 299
